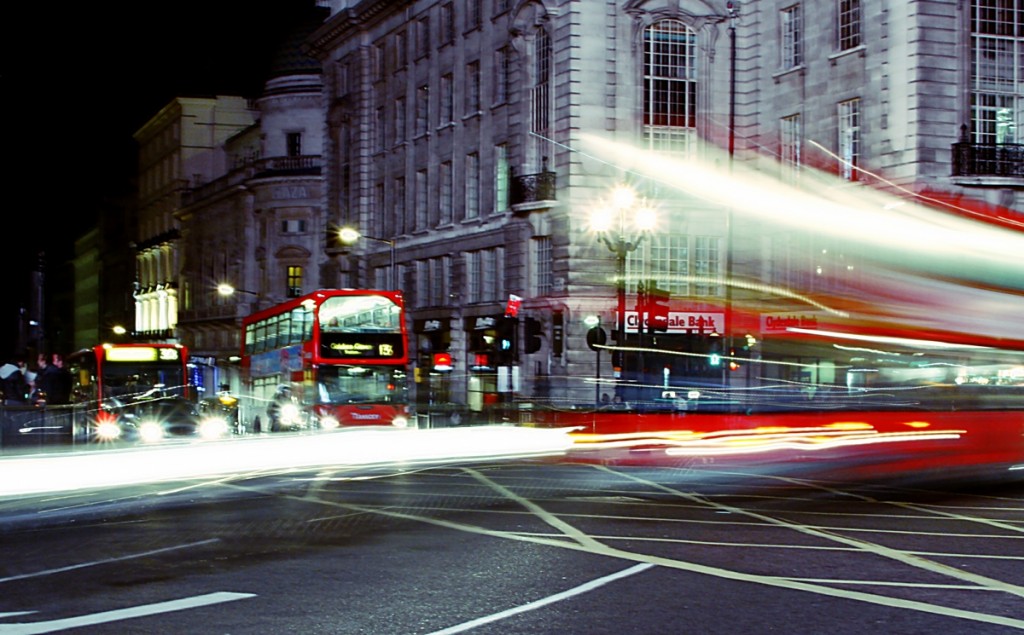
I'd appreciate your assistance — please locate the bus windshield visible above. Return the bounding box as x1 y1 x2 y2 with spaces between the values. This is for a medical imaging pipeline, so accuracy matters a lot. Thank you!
102 363 190 401
319 295 402 333
316 365 408 405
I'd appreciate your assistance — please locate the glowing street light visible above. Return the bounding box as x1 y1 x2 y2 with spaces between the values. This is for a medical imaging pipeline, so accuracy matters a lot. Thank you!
338 227 397 290
216 283 259 297
589 185 657 388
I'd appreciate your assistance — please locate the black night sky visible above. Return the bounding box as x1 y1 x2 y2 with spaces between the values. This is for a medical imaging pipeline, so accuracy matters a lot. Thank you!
1 2 320 358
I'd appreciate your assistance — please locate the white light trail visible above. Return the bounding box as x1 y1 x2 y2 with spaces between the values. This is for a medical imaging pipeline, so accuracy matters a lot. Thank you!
0 427 575 498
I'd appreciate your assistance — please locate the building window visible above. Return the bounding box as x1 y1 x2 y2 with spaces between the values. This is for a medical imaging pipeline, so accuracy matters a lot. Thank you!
441 3 455 44
969 0 1021 144
782 5 803 69
394 96 406 143
482 249 497 302
416 169 428 230
494 46 511 105
281 219 307 234
394 176 406 235
396 30 407 69
416 85 430 136
372 43 384 81
693 236 721 297
440 73 454 125
440 161 453 224
375 106 386 151
494 143 509 212
466 251 481 303
415 261 429 308
532 28 551 136
781 114 801 178
417 16 431 58
647 235 689 296
466 60 481 114
838 98 860 180
838 0 861 51
286 266 303 298
286 132 302 157
534 236 553 296
467 0 482 30
643 20 697 156
465 152 480 219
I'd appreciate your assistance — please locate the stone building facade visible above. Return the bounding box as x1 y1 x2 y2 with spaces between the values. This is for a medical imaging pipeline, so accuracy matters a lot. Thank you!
299 0 1021 413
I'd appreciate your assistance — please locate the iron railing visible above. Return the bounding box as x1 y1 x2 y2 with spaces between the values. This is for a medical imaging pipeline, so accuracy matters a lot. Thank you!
510 169 557 206
952 141 1024 178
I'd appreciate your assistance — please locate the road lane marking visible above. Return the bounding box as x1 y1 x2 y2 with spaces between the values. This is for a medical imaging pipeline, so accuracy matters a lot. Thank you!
220 477 1024 630
424 564 654 635
600 465 1024 600
0 592 255 634
0 539 220 584
463 467 607 549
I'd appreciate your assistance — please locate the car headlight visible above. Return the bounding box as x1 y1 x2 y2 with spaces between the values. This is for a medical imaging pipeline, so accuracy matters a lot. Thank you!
139 420 164 443
391 415 409 428
319 415 340 430
199 416 229 440
280 403 301 425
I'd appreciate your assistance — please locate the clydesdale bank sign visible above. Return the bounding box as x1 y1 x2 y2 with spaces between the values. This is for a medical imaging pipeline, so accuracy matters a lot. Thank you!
623 311 724 334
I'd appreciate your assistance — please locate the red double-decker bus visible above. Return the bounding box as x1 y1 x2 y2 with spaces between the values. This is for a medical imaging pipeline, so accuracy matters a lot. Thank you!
240 289 410 430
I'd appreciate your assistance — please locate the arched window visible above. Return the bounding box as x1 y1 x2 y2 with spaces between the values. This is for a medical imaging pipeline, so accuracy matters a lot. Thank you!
643 19 697 155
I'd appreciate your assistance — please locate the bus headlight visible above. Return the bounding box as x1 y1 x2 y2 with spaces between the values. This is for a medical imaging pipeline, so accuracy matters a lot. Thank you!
199 416 229 440
391 415 409 428
139 420 165 443
319 416 340 430
95 420 122 441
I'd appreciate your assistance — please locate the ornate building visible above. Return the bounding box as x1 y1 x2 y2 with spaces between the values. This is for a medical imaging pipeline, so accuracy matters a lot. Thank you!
175 7 328 397
133 96 258 341
302 0 1021 414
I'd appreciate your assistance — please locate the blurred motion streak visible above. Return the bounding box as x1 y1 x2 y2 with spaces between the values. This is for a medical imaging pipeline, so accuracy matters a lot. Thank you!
0 427 575 498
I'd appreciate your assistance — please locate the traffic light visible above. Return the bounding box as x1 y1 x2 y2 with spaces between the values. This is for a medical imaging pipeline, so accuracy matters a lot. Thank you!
525 317 542 354
497 316 518 363
646 280 670 332
708 338 722 367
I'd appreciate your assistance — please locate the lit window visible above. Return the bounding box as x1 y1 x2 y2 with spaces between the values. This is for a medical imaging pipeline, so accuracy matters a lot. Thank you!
286 266 303 298
969 0 1021 145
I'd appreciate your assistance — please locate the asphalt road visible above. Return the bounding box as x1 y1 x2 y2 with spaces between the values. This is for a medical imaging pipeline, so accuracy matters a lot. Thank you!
0 437 1022 634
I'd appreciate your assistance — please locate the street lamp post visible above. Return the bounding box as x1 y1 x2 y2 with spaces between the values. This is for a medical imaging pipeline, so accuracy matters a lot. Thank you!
589 186 657 392
216 283 260 298
338 227 396 290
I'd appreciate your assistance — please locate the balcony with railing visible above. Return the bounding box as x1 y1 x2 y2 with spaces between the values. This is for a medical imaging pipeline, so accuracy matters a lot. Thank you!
510 164 557 211
183 155 323 206
952 126 1024 179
